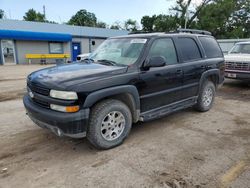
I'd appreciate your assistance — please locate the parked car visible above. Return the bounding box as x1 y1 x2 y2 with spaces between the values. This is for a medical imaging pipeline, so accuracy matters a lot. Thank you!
76 53 91 61
23 29 224 149
225 42 250 81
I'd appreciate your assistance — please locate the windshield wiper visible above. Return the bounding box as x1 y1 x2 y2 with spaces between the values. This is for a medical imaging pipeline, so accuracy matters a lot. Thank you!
97 59 125 66
81 58 94 64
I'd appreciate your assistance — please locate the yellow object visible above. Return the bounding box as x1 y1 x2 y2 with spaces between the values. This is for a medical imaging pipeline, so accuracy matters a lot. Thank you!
220 160 249 188
66 106 80 113
25 54 70 59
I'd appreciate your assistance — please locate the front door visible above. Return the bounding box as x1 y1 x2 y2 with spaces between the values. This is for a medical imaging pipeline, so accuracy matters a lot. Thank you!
138 38 183 112
1 40 16 65
72 42 81 61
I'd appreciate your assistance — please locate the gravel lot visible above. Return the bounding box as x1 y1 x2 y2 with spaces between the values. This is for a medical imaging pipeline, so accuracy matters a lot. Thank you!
0 65 249 188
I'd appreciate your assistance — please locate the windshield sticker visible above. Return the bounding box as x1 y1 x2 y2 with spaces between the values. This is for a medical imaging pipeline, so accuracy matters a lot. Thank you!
131 39 147 44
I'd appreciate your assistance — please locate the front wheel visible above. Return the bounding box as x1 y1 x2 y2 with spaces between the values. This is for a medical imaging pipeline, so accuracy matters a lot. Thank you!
87 99 132 149
195 80 216 112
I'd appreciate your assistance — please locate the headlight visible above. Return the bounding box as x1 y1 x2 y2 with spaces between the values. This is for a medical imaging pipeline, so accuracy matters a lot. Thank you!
50 104 79 113
50 90 78 100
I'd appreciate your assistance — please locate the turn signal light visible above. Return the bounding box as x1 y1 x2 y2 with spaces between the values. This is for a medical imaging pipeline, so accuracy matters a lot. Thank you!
50 104 79 113
66 105 80 113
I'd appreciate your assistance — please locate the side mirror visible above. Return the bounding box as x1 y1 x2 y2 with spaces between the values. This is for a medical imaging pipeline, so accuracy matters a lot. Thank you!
145 56 166 68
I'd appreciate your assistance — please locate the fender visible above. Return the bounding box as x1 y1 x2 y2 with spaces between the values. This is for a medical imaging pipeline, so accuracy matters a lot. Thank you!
83 85 140 110
198 69 220 94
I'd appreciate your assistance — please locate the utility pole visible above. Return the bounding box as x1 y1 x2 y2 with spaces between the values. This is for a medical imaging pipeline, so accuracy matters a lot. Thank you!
184 11 189 29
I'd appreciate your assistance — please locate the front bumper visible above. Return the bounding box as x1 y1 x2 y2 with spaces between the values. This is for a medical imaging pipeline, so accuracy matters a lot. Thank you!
23 94 89 138
225 70 250 81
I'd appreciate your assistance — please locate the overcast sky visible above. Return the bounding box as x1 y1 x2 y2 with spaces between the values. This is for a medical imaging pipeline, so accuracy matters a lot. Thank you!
1 0 177 25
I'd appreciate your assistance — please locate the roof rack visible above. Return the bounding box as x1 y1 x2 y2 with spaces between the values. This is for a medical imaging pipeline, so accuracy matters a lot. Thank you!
176 28 212 35
128 31 154 35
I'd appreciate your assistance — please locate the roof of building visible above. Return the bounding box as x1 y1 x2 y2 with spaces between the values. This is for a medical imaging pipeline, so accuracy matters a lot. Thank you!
0 19 129 38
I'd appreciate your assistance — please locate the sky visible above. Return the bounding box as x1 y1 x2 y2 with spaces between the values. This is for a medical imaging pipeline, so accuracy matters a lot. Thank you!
0 0 176 26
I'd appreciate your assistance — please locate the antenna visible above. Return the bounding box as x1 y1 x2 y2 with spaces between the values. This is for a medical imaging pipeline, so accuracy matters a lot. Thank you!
43 5 46 18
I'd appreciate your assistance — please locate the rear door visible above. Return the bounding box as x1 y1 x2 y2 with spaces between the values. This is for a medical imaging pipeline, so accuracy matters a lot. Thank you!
138 38 183 112
174 37 205 99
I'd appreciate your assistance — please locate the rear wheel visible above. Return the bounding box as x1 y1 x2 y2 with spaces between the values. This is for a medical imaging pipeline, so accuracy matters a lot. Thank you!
195 80 215 112
87 99 132 149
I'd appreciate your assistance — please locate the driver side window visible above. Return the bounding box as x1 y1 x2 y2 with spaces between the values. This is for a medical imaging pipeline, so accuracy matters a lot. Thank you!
148 38 178 65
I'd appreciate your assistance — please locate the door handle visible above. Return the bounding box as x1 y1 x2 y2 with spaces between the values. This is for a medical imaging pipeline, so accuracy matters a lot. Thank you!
201 65 212 69
176 69 183 75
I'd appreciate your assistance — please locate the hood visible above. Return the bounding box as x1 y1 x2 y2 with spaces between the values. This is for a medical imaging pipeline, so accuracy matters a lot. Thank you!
225 54 250 62
28 62 127 90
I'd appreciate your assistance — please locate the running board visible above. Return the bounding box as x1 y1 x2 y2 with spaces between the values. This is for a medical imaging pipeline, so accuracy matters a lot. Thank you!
140 97 198 121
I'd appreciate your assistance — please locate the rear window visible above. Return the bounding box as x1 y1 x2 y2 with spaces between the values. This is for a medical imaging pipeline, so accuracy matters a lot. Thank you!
199 36 223 58
177 37 202 62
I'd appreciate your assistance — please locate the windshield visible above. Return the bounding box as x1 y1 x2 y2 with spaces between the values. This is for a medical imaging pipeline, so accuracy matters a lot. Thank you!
89 38 147 66
229 44 250 54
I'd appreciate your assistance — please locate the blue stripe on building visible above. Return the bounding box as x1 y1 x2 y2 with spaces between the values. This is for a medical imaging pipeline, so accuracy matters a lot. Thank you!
0 30 72 42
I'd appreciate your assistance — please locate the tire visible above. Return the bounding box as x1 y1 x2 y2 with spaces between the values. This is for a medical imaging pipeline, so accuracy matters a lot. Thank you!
195 80 216 112
87 99 132 149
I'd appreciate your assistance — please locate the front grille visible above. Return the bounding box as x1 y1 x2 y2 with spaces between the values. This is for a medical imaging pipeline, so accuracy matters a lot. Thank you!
225 62 250 71
27 82 50 96
33 98 50 108
27 81 50 108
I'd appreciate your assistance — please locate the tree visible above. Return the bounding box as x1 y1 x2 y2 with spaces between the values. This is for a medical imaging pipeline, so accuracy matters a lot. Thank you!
68 9 97 27
171 0 213 28
110 21 123 30
229 0 250 38
141 15 179 32
110 25 120 30
23 9 46 22
124 19 139 32
196 0 250 38
154 15 180 32
0 9 4 19
96 21 107 28
141 15 157 32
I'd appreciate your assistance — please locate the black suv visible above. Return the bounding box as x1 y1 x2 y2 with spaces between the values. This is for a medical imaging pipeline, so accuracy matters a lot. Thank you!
23 29 225 149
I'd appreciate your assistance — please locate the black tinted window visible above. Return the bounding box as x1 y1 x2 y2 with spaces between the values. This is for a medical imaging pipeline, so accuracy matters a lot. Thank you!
178 38 201 62
148 38 178 65
199 37 223 58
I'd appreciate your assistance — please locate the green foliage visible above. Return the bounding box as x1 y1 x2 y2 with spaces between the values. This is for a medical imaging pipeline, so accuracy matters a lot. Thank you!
141 15 157 32
196 0 235 38
67 9 107 28
196 0 250 38
96 21 107 28
0 9 4 19
141 14 180 32
230 0 250 38
154 15 180 32
23 9 46 22
140 0 250 39
124 19 139 32
110 25 120 30
68 9 97 27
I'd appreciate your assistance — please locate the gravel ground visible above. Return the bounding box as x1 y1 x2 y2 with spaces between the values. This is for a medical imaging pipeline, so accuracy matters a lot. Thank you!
0 65 249 188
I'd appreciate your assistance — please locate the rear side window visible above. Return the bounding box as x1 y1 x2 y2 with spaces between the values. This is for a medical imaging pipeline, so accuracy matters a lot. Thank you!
199 36 223 58
177 38 201 62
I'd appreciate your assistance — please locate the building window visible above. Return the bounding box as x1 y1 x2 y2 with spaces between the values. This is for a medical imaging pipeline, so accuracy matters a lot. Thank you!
49 42 63 54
